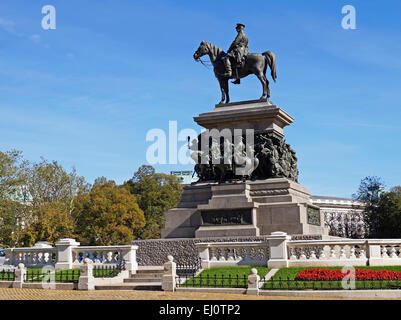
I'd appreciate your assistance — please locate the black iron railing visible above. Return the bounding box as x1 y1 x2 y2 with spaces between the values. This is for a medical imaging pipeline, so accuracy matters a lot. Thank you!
260 275 401 290
176 273 248 288
0 269 15 281
92 260 126 278
24 268 80 283
176 257 202 276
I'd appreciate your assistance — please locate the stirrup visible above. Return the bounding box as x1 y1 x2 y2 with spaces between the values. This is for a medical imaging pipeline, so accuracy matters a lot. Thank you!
232 79 241 84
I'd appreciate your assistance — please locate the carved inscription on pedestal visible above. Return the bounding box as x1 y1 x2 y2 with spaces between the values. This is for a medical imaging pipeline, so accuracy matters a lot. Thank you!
201 209 252 226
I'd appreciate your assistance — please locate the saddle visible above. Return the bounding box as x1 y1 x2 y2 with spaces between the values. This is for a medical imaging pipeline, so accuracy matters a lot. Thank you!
231 55 246 84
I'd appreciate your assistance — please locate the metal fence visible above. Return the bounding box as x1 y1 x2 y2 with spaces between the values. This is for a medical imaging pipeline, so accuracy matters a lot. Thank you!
92 260 126 278
176 257 202 276
0 269 15 281
24 268 80 283
176 273 248 288
260 276 401 290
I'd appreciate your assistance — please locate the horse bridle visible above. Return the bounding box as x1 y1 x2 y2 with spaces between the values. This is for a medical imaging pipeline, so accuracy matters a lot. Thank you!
194 45 212 68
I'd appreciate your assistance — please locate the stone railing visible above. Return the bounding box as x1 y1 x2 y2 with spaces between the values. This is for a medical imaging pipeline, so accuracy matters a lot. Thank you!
366 239 401 266
196 232 401 268
71 245 138 272
4 241 57 268
197 241 270 269
287 240 368 267
4 239 138 273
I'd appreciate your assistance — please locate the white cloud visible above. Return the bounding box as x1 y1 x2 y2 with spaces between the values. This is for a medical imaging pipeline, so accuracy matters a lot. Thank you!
0 18 21 36
29 34 41 44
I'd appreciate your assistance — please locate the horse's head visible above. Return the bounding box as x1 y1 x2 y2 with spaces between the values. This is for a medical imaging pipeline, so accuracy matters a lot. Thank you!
193 41 209 60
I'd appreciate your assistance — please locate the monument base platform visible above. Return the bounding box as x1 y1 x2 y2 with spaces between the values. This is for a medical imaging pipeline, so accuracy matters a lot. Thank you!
161 178 329 239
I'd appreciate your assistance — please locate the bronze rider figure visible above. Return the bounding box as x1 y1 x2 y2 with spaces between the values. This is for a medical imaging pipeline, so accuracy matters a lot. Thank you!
222 23 248 84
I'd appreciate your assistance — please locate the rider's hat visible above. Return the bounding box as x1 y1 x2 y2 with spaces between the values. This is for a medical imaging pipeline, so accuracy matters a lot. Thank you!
236 23 245 28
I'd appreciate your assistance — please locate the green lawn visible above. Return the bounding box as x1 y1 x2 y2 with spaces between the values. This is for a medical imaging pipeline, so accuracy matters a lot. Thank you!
262 266 401 290
182 266 271 288
24 268 81 283
0 270 15 281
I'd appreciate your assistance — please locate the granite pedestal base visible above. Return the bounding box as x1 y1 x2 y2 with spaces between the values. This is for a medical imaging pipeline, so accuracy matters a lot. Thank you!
161 178 329 238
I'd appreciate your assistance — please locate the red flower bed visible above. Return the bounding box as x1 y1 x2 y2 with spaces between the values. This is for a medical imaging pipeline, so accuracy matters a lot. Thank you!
295 268 401 281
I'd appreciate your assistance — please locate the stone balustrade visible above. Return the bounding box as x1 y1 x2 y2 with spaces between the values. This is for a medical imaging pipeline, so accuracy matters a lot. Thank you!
71 245 138 272
196 233 401 268
4 242 57 268
4 239 138 273
287 240 368 267
366 239 401 266
197 241 270 269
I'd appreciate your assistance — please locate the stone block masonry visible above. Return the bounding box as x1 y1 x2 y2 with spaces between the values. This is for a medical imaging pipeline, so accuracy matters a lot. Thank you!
131 234 321 266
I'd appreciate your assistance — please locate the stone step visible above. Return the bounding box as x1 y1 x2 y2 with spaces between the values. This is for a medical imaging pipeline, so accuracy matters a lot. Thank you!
131 272 163 278
137 266 164 272
136 269 164 275
95 283 162 291
124 277 162 283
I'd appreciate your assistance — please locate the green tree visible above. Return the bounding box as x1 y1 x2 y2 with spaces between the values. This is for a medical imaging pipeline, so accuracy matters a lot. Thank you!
353 176 386 204
73 180 146 245
0 151 89 246
26 158 89 207
364 186 401 238
0 150 29 247
21 202 76 246
125 165 182 239
0 150 27 199
17 158 90 246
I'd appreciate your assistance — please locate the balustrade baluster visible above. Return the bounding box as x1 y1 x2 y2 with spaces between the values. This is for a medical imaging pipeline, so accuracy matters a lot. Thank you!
381 246 389 259
329 246 336 260
390 246 398 259
319 246 326 260
349 248 356 259
339 247 346 260
289 247 297 260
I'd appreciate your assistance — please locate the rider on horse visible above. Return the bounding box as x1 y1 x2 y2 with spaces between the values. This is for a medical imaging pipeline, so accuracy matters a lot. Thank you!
222 23 248 84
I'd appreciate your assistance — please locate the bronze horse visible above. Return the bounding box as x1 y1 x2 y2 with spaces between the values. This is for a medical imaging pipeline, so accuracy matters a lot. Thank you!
193 41 277 104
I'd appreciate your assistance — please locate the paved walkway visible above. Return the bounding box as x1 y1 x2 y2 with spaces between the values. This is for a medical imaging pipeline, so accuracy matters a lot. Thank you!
0 288 389 300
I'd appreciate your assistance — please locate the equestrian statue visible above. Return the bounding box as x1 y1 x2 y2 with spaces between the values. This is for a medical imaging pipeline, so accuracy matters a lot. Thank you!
193 23 277 104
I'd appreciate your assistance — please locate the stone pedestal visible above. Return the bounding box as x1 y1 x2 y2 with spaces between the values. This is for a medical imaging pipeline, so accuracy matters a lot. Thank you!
161 99 329 238
55 238 80 270
161 255 176 292
78 259 95 290
161 178 329 238
194 99 293 139
246 268 260 295
12 263 26 289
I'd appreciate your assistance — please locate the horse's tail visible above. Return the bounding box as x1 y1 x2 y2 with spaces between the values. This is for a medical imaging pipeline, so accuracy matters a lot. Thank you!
262 51 277 83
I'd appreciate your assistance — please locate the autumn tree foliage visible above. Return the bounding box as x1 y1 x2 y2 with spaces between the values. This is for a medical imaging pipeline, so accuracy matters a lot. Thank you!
72 181 146 245
0 149 178 247
125 165 182 239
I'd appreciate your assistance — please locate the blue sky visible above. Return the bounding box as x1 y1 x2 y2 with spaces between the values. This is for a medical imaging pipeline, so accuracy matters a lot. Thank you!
0 0 400 198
